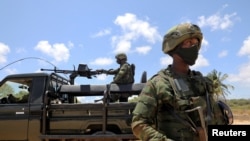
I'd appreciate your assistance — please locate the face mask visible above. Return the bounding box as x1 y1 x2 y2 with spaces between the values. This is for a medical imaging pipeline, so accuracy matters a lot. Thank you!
176 44 199 65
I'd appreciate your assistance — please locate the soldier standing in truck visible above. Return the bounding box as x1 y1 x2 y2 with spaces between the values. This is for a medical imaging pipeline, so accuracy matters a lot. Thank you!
97 53 135 102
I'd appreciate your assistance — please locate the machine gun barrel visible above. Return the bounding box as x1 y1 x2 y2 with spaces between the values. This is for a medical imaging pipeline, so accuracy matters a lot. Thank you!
41 64 101 84
40 68 75 74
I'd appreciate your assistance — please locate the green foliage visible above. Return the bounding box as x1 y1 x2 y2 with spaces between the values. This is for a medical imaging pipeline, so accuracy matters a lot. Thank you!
228 99 250 116
228 99 250 108
0 83 14 97
206 69 234 99
15 90 29 99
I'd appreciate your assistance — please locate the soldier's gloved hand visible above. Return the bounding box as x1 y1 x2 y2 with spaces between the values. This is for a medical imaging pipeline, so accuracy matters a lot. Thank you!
96 69 104 73
96 69 108 74
96 70 102 74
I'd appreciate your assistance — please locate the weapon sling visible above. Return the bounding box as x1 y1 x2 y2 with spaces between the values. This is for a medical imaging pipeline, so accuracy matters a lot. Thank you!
158 72 207 141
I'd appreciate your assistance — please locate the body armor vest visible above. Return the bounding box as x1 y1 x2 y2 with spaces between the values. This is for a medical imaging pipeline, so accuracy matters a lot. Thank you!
156 68 214 141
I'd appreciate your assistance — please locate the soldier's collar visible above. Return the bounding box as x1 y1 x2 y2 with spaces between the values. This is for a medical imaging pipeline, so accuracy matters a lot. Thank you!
166 65 194 78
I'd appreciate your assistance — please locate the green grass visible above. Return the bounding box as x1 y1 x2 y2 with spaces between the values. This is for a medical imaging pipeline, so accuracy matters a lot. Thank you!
227 99 250 116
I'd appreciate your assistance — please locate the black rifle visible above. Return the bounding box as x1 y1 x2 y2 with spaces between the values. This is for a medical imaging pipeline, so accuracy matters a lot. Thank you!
41 64 100 84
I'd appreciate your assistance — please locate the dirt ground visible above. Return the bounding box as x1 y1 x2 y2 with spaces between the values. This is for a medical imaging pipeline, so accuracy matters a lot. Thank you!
232 114 250 125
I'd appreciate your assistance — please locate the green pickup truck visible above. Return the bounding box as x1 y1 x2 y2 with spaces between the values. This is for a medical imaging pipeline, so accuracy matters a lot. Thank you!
0 69 145 141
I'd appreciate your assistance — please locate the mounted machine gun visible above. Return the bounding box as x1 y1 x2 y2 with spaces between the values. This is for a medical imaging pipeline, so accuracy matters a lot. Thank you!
41 64 101 84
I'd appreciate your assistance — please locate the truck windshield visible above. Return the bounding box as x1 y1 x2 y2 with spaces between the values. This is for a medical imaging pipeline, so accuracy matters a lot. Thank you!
0 78 32 104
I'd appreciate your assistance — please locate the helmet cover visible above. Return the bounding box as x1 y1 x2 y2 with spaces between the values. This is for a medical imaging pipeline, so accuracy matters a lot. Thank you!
162 23 203 54
115 53 127 60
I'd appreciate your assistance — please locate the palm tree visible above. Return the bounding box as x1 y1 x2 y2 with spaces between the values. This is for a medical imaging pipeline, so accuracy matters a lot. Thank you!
206 69 234 100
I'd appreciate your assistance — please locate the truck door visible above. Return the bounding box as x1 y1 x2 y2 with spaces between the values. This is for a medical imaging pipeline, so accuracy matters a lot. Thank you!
0 78 32 140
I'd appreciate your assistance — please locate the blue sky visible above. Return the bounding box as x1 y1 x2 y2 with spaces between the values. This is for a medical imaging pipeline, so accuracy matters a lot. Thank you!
0 0 249 100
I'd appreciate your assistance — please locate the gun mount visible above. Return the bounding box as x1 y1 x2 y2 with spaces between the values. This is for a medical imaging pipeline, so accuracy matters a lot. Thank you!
41 64 100 84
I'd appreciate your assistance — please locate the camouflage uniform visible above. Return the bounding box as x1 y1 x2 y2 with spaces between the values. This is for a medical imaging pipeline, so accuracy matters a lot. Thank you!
131 66 226 141
108 62 134 84
131 23 229 141
107 53 134 102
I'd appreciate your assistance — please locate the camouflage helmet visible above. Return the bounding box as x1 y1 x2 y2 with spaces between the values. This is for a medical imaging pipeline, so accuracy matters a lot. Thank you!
115 53 127 60
162 23 203 54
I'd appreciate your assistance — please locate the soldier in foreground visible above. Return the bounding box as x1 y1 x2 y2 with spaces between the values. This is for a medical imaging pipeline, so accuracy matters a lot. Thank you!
98 53 135 102
131 23 231 141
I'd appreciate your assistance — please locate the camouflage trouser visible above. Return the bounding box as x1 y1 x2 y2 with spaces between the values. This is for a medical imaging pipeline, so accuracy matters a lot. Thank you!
110 93 130 102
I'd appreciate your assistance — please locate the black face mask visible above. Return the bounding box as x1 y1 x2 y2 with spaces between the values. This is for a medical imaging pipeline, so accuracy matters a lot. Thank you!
175 44 199 65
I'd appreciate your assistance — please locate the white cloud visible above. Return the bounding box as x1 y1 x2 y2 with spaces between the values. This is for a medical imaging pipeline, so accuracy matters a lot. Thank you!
228 36 250 85
200 37 209 52
112 38 131 53
191 54 209 69
34 41 70 63
90 57 113 66
135 46 152 55
197 12 237 31
228 62 250 85
238 36 250 57
218 50 228 58
96 74 108 80
92 29 111 37
0 42 10 64
112 13 161 54
160 56 172 67
202 38 209 47
115 13 161 43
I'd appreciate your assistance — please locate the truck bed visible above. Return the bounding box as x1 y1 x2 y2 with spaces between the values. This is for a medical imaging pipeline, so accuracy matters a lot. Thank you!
40 102 138 141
